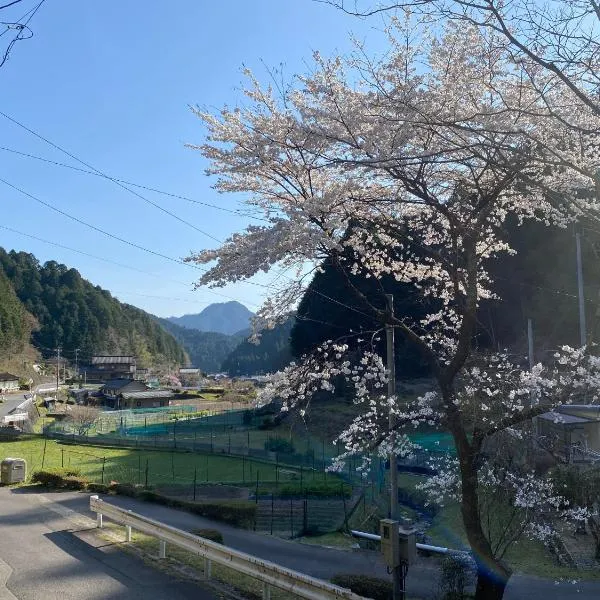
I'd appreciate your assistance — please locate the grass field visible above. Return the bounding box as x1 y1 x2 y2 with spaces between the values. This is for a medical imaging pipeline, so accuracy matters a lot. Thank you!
0 437 305 488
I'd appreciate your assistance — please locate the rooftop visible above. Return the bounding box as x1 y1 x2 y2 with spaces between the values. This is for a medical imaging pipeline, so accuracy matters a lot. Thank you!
121 390 173 400
538 411 593 425
0 372 18 381
101 379 145 390
91 356 136 365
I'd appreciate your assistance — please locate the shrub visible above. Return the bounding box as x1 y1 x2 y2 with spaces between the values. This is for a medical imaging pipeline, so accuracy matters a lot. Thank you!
62 475 88 490
439 554 476 600
110 483 141 497
190 528 224 544
278 481 352 498
264 437 295 454
87 483 109 494
258 416 274 430
242 410 253 425
330 574 392 600
187 501 256 528
31 468 87 489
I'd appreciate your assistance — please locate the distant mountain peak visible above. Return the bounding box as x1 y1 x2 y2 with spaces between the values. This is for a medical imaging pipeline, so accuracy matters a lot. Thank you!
168 301 254 335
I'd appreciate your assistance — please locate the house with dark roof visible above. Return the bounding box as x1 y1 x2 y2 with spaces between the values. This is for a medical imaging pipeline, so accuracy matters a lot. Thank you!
121 389 174 409
100 379 148 408
82 355 137 382
0 372 19 393
536 405 600 462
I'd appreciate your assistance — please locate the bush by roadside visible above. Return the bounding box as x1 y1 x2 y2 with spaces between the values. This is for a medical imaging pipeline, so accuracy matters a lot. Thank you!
31 468 88 490
330 574 392 600
189 528 224 544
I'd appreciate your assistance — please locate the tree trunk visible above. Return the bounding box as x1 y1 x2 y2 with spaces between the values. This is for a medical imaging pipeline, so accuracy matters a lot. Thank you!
475 567 509 600
442 389 513 600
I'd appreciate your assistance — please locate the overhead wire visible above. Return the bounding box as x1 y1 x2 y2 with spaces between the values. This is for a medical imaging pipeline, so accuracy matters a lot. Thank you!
0 110 222 243
0 0 45 68
0 145 267 221
0 113 386 321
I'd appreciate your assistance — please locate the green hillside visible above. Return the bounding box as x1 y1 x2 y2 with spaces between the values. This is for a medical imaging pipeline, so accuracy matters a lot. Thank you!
221 318 294 376
0 248 185 367
156 317 245 372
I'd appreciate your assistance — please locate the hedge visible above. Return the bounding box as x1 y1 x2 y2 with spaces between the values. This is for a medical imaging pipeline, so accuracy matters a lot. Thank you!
330 574 392 600
31 468 88 489
278 481 352 498
190 528 224 544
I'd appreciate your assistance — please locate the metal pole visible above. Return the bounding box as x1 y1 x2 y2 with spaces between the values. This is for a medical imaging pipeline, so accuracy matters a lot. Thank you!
386 294 402 600
576 232 587 347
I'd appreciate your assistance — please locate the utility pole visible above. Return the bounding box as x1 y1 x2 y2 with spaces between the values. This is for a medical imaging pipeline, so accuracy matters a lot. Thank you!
386 294 402 600
55 347 61 400
576 232 587 347
527 318 534 374
75 348 80 383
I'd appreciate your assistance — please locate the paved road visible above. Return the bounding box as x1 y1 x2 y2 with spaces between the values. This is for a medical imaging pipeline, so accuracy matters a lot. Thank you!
0 487 597 599
28 490 600 599
0 394 29 420
0 488 219 600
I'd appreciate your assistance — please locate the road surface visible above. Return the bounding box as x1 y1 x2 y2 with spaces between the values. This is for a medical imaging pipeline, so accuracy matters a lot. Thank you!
0 486 598 599
0 487 219 600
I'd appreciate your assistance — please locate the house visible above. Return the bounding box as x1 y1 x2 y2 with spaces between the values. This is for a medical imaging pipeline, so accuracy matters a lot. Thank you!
179 368 200 375
120 389 174 409
101 379 148 409
0 373 19 393
536 405 600 462
134 368 149 381
83 356 137 382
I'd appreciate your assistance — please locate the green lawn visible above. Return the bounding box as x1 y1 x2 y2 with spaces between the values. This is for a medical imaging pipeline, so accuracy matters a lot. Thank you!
428 504 600 581
0 437 303 488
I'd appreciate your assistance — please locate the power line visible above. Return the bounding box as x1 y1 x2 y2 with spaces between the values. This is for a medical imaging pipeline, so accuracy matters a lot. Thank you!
0 224 193 286
0 145 267 221
0 0 45 68
0 118 384 320
0 110 223 243
0 175 205 268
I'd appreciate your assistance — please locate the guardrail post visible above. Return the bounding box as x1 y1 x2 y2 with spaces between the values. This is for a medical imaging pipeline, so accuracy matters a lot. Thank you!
125 525 132 542
159 540 166 559
262 582 271 600
203 558 212 580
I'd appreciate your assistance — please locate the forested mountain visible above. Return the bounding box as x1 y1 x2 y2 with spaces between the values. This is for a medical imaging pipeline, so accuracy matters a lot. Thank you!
0 249 185 367
291 219 600 378
0 268 37 355
221 318 294 376
156 317 245 373
168 301 254 335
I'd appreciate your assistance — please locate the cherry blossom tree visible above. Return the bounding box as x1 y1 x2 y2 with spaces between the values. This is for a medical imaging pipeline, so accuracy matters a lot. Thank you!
187 18 600 600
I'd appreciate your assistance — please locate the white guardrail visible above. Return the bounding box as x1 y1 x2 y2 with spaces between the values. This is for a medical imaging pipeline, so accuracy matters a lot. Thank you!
89 495 367 600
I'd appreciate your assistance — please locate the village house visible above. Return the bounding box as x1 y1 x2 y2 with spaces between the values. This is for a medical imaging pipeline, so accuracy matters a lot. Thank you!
120 389 174 409
536 404 600 462
100 378 173 409
83 355 137 382
0 373 19 393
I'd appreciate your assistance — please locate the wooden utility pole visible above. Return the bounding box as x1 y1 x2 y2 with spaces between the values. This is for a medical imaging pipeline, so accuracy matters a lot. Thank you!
55 347 61 400
386 294 402 600
576 232 587 347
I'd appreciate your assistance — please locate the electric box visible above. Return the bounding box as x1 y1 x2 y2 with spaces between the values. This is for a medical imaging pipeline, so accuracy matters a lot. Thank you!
398 526 417 565
0 457 26 484
380 519 401 568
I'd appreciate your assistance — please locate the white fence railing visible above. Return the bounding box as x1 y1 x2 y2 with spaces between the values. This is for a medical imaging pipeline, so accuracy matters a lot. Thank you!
89 495 366 600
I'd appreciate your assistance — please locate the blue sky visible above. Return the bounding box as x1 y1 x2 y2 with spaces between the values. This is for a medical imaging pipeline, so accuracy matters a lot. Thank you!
0 0 386 317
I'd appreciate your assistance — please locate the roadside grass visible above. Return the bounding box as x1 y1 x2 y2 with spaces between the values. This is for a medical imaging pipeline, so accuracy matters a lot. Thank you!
0 437 304 487
100 521 294 600
428 504 600 581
